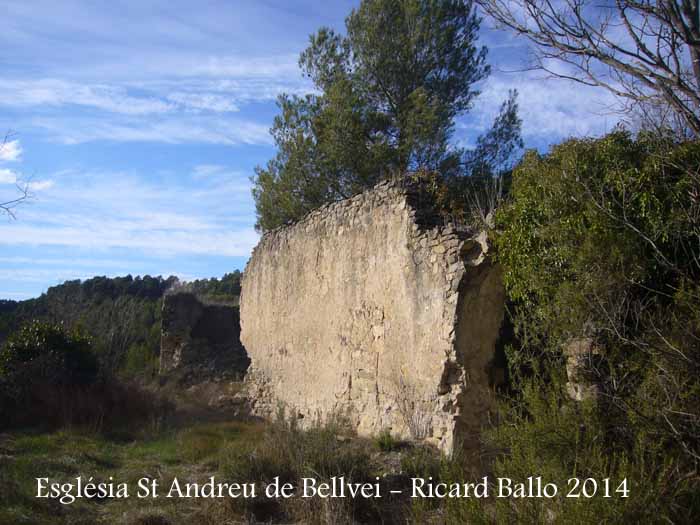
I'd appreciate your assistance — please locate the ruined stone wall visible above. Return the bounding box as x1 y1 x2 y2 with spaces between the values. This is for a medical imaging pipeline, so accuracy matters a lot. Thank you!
240 180 505 454
160 292 249 382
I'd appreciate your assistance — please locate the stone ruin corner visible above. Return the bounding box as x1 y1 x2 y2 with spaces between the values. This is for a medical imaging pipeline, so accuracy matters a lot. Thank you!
160 291 250 383
239 179 507 455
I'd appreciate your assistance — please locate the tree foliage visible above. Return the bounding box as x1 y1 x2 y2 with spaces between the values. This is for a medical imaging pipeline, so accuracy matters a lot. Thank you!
450 89 523 224
252 0 524 231
0 321 98 429
0 320 97 386
172 271 242 302
492 132 700 521
0 273 242 377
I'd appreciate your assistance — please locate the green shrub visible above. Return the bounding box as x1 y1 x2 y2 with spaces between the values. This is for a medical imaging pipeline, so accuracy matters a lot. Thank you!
123 342 158 377
400 446 441 480
0 320 170 433
488 132 700 522
0 320 97 387
374 429 401 452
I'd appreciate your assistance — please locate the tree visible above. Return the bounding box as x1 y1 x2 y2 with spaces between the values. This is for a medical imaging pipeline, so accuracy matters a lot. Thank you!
458 89 523 222
0 186 29 219
477 0 700 137
253 0 510 231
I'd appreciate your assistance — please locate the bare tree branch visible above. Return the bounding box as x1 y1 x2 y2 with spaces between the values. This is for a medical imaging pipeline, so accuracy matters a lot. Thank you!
477 0 700 136
0 131 31 219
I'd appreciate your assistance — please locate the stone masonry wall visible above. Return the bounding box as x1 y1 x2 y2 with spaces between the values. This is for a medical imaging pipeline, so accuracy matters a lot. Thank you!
160 292 250 382
240 180 505 454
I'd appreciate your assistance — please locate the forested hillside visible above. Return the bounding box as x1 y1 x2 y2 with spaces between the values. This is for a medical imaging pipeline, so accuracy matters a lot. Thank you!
0 272 242 377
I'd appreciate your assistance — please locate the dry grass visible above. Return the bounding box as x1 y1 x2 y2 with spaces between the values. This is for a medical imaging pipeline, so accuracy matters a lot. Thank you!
0 392 467 524
1 379 173 437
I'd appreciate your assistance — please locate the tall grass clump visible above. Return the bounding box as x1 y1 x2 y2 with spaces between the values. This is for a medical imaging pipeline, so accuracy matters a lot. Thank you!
216 407 380 523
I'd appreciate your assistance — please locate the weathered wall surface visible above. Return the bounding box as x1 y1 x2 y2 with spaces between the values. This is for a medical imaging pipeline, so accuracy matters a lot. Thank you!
240 180 505 454
160 292 249 382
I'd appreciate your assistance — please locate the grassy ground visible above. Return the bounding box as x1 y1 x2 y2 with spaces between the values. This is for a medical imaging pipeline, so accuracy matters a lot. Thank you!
0 388 456 525
2 379 683 524
0 419 270 525
1 378 689 523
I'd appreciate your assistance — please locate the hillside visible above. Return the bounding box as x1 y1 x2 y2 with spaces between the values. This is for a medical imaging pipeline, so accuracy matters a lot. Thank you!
0 272 242 377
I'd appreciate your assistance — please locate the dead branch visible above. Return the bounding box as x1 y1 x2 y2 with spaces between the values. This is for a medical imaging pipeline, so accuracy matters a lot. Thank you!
0 131 31 219
477 0 700 136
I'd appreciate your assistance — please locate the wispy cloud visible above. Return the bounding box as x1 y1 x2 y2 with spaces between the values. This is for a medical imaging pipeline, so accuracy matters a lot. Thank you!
191 165 250 194
193 164 227 177
0 139 22 161
457 70 618 148
166 92 240 113
0 157 55 192
0 168 17 184
0 166 259 257
0 74 309 116
0 79 175 115
0 291 39 300
0 268 92 284
0 256 134 268
31 116 272 145
0 224 258 257
27 180 54 191
180 55 301 79
0 59 309 145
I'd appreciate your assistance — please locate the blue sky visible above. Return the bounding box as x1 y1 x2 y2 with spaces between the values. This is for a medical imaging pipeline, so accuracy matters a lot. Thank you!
0 0 619 300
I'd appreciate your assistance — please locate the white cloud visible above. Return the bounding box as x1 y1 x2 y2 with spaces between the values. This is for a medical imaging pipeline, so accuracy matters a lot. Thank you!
0 171 53 192
0 168 17 184
0 79 175 115
0 166 259 257
458 71 618 147
32 116 273 145
0 256 133 268
191 165 249 193
193 164 226 177
0 139 22 161
166 92 239 112
0 223 259 257
206 77 313 103
0 291 36 300
27 179 54 191
0 70 309 118
186 55 300 78
0 268 90 284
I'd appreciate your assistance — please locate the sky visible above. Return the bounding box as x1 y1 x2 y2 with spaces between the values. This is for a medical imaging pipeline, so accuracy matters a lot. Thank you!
0 0 620 300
